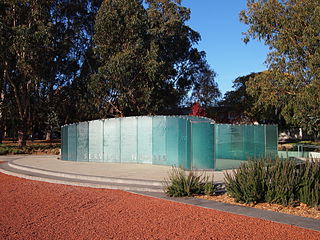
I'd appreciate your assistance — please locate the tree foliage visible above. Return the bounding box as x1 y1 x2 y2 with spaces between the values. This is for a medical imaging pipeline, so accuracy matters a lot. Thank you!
0 0 54 146
241 0 320 135
221 72 289 125
0 0 220 145
220 73 258 123
189 63 220 108
0 0 102 146
92 0 219 117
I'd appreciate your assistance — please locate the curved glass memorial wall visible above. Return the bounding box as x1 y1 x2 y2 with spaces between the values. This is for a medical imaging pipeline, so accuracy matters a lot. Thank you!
61 116 278 170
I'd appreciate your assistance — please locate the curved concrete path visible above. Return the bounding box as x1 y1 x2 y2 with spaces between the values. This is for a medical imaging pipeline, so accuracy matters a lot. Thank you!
0 155 225 192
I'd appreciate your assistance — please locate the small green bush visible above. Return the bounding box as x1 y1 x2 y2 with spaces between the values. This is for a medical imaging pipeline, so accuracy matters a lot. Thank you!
224 159 267 204
0 147 9 155
164 167 215 197
298 161 320 207
265 158 300 206
203 180 216 196
225 157 320 207
10 148 25 154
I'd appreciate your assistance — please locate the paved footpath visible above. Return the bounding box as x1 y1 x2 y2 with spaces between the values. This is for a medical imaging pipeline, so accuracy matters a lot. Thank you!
0 155 223 192
0 155 225 181
0 155 319 234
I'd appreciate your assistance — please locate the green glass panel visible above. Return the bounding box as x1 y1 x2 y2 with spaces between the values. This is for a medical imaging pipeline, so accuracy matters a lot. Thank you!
178 118 190 169
103 118 121 163
254 125 265 158
215 124 263 170
230 125 243 160
265 125 278 157
120 117 138 163
89 120 104 162
215 124 232 159
152 117 167 165
77 122 89 162
191 122 214 169
67 124 77 161
214 159 246 170
61 126 68 160
137 117 152 164
165 117 180 167
243 125 255 159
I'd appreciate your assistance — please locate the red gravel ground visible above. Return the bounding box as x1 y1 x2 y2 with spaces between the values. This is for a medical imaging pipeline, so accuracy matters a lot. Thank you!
0 173 319 240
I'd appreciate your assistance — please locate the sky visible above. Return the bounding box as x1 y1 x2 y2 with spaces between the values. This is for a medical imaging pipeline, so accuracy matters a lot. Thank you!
183 0 270 96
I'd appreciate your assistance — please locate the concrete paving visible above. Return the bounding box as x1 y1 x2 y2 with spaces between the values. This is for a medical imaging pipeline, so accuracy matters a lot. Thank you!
0 162 163 192
0 155 227 192
3 155 227 182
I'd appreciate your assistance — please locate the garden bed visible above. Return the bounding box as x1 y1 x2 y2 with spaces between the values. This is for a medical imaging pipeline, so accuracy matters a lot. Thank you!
196 194 320 220
0 140 60 155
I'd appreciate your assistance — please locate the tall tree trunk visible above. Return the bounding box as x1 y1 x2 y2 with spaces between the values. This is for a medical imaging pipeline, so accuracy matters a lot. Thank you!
18 130 26 147
0 105 3 144
45 130 52 141
17 120 27 147
4 61 30 147
0 67 5 144
0 126 3 144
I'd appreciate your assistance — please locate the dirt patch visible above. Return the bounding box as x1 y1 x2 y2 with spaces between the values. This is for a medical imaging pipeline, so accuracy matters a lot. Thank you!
0 173 319 240
197 194 320 220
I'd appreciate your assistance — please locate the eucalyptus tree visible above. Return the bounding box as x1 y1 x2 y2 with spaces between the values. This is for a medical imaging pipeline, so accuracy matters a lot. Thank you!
42 0 102 138
92 0 219 117
190 62 221 108
0 0 54 146
221 72 286 125
241 0 320 136
0 0 103 145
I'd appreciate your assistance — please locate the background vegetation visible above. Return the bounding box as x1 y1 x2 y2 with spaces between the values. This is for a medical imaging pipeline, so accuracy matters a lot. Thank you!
0 0 319 147
220 0 320 137
0 0 220 146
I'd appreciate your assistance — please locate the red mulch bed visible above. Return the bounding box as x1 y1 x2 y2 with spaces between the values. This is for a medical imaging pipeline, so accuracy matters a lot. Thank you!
0 173 319 240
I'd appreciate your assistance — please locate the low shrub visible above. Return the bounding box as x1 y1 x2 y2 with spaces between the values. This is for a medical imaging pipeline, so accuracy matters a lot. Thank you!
0 147 9 155
264 158 300 206
298 161 320 207
164 167 215 197
224 159 267 204
225 157 320 207
10 148 26 154
203 180 216 196
0 146 29 154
